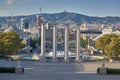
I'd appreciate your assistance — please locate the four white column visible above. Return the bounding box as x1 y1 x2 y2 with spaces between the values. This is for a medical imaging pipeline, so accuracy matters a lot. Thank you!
40 23 81 62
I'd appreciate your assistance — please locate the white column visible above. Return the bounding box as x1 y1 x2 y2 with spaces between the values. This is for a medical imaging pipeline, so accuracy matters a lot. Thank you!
52 24 57 62
40 23 46 62
64 23 69 63
75 24 81 62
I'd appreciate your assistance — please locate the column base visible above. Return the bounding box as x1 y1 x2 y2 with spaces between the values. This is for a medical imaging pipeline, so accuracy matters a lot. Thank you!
52 58 57 63
40 56 46 63
75 58 82 63
64 58 70 63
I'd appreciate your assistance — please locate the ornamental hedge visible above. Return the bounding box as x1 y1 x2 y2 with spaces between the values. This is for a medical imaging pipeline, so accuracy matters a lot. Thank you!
0 67 24 73
97 67 120 74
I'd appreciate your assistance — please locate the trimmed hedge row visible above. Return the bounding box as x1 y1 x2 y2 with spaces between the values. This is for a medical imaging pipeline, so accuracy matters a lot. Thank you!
0 56 9 59
0 67 24 73
97 67 120 74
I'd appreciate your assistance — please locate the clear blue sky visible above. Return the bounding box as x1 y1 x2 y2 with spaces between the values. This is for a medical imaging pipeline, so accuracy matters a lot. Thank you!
0 0 120 17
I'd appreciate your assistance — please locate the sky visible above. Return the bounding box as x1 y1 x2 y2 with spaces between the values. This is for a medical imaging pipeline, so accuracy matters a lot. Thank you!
0 0 120 17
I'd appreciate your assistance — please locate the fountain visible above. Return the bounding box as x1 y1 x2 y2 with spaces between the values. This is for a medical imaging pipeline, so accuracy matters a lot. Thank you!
18 51 103 61
32 53 40 60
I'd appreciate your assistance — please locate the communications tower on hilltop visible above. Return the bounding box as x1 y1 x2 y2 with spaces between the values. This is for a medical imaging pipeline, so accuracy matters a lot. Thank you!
36 6 43 28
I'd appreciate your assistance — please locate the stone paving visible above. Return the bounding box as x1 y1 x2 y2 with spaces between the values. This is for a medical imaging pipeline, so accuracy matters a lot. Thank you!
0 60 120 80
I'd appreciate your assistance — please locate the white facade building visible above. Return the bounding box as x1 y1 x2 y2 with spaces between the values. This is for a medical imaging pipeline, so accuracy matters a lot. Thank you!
93 27 120 41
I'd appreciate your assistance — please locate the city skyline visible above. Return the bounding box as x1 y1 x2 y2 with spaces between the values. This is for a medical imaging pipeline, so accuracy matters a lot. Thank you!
0 0 120 17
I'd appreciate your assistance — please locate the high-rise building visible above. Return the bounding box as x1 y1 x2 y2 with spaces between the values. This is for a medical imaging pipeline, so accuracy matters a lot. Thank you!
21 18 25 29
36 15 40 28
21 18 29 30
36 15 42 28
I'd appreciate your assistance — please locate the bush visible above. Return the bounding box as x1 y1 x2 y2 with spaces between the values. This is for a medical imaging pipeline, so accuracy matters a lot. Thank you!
0 67 15 73
0 55 9 59
97 67 100 74
97 67 120 74
0 67 24 73
107 68 120 74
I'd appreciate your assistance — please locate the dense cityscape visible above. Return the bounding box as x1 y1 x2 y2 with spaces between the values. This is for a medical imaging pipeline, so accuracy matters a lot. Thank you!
0 11 120 55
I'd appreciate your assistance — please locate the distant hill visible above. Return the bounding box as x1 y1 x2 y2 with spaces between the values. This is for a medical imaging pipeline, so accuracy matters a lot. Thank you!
0 11 120 24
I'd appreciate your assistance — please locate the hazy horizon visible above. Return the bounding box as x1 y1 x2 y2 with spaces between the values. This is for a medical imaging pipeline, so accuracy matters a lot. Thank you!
0 0 120 17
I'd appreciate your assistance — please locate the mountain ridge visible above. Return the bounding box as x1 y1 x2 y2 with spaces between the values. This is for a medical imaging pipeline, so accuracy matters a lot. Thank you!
0 11 120 24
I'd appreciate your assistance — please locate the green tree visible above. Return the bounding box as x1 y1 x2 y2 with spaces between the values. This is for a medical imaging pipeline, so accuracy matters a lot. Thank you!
95 34 118 54
105 37 120 58
0 39 4 55
0 32 6 55
30 37 40 49
80 38 87 48
0 30 25 55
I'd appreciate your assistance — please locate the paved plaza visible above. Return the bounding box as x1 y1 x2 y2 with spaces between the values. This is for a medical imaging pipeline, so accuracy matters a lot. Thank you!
0 60 120 80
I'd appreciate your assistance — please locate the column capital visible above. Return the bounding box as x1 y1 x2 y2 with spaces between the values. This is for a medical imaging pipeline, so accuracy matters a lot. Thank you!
52 22 58 25
50 23 58 29
64 22 70 27
41 22 46 26
76 23 81 28
76 23 81 25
